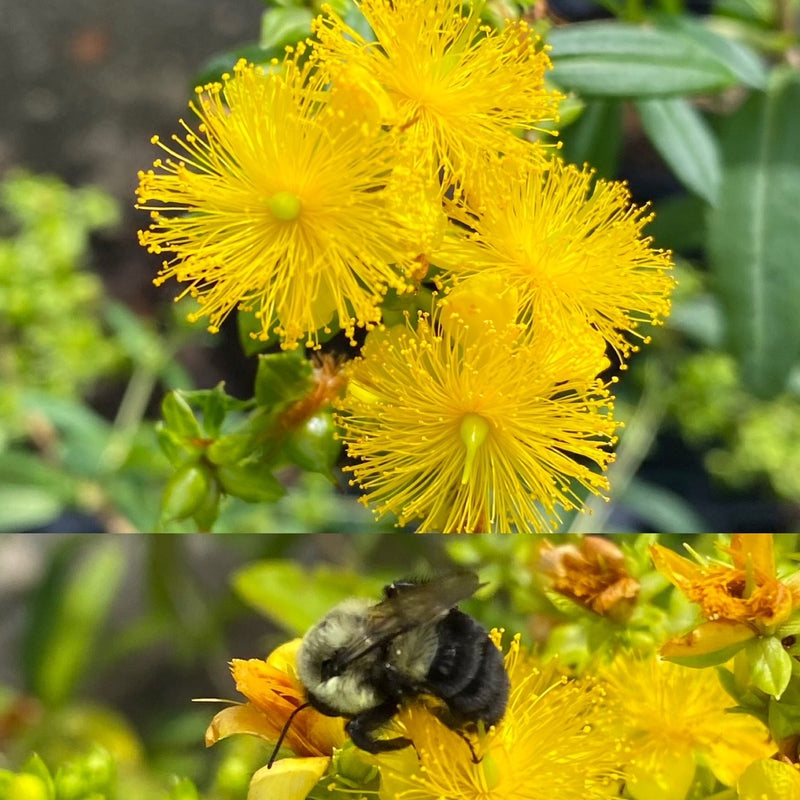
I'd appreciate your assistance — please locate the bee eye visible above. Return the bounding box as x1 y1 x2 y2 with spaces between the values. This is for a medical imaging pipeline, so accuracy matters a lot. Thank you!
321 649 346 681
321 658 336 680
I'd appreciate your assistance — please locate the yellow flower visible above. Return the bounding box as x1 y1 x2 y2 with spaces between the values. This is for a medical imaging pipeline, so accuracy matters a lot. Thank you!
435 156 675 360
205 640 345 758
651 534 800 660
312 0 560 189
600 654 773 800
375 633 622 800
136 54 420 349
335 309 618 532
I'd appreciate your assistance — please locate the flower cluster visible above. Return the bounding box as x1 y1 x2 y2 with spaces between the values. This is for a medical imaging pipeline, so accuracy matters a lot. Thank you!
137 0 675 532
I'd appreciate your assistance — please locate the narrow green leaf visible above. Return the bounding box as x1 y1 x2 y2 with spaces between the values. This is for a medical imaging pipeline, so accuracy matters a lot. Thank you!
23 540 126 707
655 14 768 89
636 97 721 204
548 22 738 97
707 68 800 397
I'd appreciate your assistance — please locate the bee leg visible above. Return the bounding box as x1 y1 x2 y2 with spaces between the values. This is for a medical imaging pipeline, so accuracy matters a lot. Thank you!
456 730 481 764
346 701 412 754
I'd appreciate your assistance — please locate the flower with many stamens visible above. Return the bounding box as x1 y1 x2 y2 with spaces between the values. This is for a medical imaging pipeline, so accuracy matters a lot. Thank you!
335 305 618 532
136 52 422 349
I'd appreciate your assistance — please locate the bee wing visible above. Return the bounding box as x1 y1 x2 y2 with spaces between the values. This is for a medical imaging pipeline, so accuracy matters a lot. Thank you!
332 571 482 669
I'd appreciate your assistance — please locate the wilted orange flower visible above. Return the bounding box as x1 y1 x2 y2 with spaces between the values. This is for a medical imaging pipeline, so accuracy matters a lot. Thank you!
538 536 639 622
205 640 346 800
651 534 800 661
205 639 345 758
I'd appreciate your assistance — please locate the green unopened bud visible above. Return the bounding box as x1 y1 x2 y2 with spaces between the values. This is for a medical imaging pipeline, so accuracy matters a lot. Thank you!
161 462 211 523
53 768 83 800
284 411 341 474
217 464 285 504
460 413 490 485
265 191 301 222
334 744 379 786
7 774 50 800
166 776 200 800
83 747 114 793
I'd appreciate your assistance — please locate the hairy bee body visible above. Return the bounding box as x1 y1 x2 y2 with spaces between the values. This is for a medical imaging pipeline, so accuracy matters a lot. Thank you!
295 573 509 754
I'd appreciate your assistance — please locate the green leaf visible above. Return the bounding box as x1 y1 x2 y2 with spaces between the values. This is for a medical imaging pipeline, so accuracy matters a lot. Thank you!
22 540 126 707
232 561 389 636
548 22 740 97
254 351 313 408
259 6 314 51
161 392 203 441
747 635 793 697
560 99 623 179
707 68 800 398
636 97 721 204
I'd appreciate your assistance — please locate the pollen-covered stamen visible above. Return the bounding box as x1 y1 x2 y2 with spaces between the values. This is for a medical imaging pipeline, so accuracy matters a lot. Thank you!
265 190 302 222
460 413 490 485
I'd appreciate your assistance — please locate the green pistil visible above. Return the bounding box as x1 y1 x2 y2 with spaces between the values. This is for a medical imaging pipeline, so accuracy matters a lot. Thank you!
266 191 301 221
460 413 490 485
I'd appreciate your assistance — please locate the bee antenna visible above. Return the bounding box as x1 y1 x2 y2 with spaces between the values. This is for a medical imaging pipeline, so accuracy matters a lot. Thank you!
267 702 311 769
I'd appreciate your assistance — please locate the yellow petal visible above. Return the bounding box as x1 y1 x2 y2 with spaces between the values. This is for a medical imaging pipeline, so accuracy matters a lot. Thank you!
248 756 330 800
266 639 303 677
731 534 775 576
660 620 755 666
738 758 800 800
205 703 277 746
650 544 705 591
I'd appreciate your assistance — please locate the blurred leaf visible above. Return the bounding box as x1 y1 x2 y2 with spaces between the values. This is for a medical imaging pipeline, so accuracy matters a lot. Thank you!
655 14 768 89
648 194 707 252
195 45 281 86
23 540 126 707
620 478 708 533
667 294 725 347
636 97 721 204
559 99 623 179
259 6 314 51
707 68 800 398
548 22 740 97
0 486 63 531
20 754 55 800
233 561 388 635
20 392 111 479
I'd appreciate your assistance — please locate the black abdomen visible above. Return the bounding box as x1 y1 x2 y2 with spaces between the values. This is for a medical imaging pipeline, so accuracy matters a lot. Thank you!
425 609 510 728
